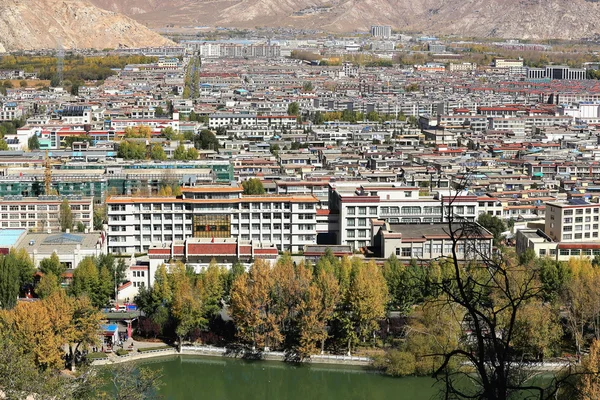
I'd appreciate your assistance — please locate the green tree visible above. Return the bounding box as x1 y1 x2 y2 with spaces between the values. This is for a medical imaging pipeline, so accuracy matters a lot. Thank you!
59 198 73 232
39 252 65 287
0 254 21 309
117 141 146 160
477 213 507 246
194 129 219 150
170 263 206 350
186 147 198 160
173 144 187 160
35 272 60 299
149 144 167 161
70 258 100 303
241 178 265 195
28 135 40 150
154 106 164 117
0 139 9 151
287 102 299 116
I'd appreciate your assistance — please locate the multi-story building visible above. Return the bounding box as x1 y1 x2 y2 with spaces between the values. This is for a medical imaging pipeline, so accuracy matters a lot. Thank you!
527 66 586 81
545 199 600 242
370 25 392 38
106 185 318 254
328 183 480 250
0 195 93 231
373 221 494 261
0 102 23 121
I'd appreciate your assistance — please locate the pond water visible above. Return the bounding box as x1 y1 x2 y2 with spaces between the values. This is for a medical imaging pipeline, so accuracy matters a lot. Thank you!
137 355 439 400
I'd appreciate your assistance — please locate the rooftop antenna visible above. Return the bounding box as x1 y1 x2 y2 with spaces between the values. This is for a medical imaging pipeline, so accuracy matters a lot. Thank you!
56 39 64 86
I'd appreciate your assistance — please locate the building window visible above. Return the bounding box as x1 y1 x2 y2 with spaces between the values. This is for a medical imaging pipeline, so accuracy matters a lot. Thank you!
404 191 412 197
401 247 412 257
563 234 572 240
347 230 355 238
347 207 355 216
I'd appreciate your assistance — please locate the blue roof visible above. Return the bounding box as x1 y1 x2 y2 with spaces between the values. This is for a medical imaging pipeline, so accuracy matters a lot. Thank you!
0 229 26 247
101 324 119 332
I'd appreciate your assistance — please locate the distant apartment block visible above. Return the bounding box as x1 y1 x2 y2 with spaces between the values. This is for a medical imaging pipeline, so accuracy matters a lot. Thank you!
0 102 23 121
428 43 446 53
528 66 586 81
370 25 392 38
493 59 524 69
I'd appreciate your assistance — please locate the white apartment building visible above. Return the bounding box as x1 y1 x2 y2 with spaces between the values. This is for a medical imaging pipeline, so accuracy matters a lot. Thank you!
208 113 258 129
106 185 317 254
370 25 392 38
0 102 23 121
328 183 480 250
545 199 600 242
0 195 93 232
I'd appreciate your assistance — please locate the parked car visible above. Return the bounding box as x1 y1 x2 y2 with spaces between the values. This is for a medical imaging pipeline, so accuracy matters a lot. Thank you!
109 305 127 313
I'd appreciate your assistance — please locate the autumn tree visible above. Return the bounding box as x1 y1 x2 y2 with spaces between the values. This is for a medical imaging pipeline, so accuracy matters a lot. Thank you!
196 260 226 319
170 263 206 350
562 257 600 357
345 260 388 352
230 259 280 351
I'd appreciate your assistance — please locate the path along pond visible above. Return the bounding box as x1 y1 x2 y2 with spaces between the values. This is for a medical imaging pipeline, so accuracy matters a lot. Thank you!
135 355 439 400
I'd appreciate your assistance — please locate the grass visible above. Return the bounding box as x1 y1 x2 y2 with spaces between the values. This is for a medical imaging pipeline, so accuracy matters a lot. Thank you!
115 349 129 356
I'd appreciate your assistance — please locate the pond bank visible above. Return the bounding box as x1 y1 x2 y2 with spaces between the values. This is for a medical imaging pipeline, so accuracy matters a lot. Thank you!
91 344 372 367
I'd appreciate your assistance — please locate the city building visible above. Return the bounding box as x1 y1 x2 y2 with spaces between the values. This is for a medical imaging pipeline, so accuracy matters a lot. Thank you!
544 199 600 242
370 26 392 38
527 66 586 81
372 222 494 261
0 195 93 231
106 185 318 254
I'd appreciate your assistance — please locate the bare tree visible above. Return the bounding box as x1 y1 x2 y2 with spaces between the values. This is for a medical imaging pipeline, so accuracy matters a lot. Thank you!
425 174 578 400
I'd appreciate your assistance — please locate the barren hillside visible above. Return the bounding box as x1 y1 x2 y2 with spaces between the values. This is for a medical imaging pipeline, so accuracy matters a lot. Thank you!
90 0 600 40
0 0 173 52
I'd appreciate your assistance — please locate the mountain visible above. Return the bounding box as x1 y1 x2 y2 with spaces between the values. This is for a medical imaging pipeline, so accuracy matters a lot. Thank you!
89 0 600 40
0 0 173 52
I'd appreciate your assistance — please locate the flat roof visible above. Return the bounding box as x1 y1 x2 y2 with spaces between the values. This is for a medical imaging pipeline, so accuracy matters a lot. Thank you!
17 232 100 254
0 229 27 247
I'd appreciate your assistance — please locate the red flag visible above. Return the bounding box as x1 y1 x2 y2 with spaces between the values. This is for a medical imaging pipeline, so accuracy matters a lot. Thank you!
211 237 214 243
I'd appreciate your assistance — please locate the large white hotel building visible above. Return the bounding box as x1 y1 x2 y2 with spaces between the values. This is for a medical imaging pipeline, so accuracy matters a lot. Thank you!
106 185 318 255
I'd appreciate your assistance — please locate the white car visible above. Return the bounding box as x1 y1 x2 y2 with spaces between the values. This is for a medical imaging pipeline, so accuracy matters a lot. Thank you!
109 305 127 313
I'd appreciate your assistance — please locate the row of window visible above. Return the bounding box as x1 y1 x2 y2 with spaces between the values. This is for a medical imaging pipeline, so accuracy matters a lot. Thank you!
347 206 378 216
122 202 315 212
563 224 598 232
562 232 599 240
1 204 89 211
562 216 599 224
395 241 490 257
563 208 599 216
